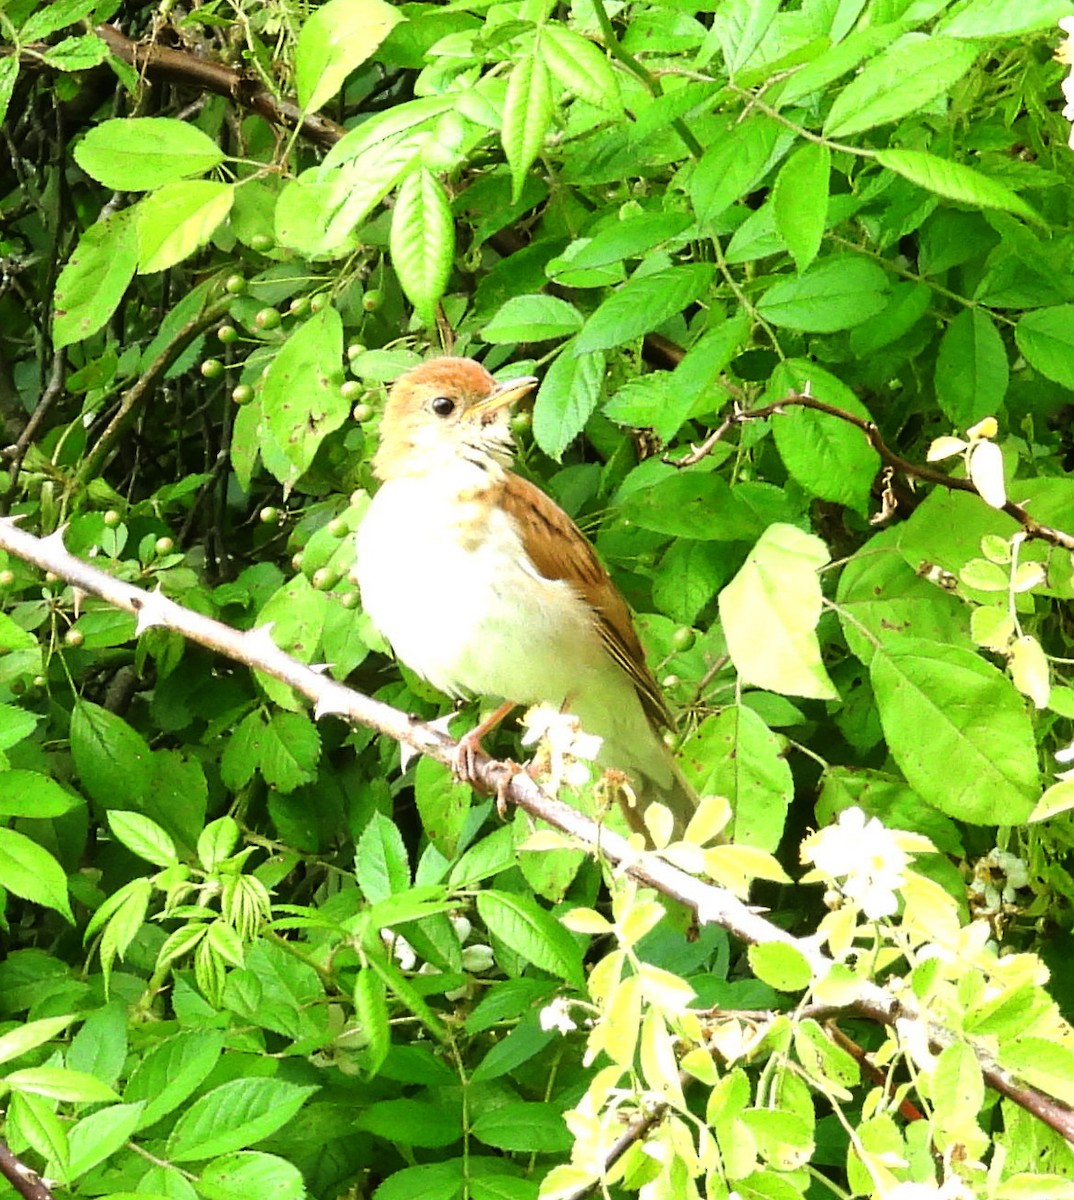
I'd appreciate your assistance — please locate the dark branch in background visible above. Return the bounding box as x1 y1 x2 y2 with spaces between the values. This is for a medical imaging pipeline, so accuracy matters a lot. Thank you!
2 346 65 504
0 1139 53 1200
669 391 1074 552
92 26 346 150
0 516 1071 1146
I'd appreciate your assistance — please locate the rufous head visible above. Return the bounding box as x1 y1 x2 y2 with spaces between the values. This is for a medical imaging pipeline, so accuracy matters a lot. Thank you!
373 357 538 481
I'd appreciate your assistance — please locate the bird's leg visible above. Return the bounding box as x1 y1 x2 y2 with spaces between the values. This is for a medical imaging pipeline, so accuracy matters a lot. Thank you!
453 700 517 782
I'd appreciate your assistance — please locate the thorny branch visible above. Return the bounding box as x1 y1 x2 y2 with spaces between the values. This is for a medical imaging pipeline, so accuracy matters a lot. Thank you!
670 390 1074 552
0 1139 52 1200
0 517 1071 1150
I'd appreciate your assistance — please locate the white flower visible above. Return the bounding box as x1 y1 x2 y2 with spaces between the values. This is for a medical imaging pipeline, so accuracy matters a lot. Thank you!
520 704 603 794
381 930 416 971
1059 18 1074 147
801 807 909 920
539 996 578 1035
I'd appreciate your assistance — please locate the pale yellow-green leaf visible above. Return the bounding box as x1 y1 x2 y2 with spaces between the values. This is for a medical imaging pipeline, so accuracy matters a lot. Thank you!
1029 780 1074 823
643 800 675 848
1010 634 1050 709
748 941 813 992
971 605 1014 652
136 181 233 273
968 439 1006 508
295 0 403 113
719 523 838 699
637 963 697 1013
560 906 611 935
684 793 732 845
596 972 642 1067
930 1041 984 1132
617 899 666 948
899 870 962 950
640 1010 686 1109
1012 561 1047 593
926 435 968 461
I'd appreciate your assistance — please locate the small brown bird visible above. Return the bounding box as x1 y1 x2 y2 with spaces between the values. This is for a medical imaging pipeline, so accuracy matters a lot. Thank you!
354 356 698 835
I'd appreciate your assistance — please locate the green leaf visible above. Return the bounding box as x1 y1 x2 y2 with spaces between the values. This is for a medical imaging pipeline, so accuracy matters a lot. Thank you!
0 828 73 921
705 0 780 74
718 524 838 701
390 168 454 326
748 943 812 993
483 295 583 344
539 24 620 109
999 1038 1074 1106
470 1101 572 1152
875 149 1042 224
823 35 979 138
125 1030 225 1129
689 115 781 225
372 1161 464 1200
772 142 829 273
502 53 553 204
353 968 390 1077
476 890 585 988
621 472 757 540
53 208 138 348
62 1102 145 1183
767 360 880 514
199 1152 306 1200
5 1066 119 1103
793 1019 860 1092
0 705 38 752
1014 305 1074 390
259 712 321 794
261 307 346 484
8 1093 68 1178
756 256 889 332
575 264 716 353
41 34 109 71
136 181 234 273
0 1015 76 1067
939 0 1074 38
74 118 225 190
870 639 1040 824
935 308 1009 426
355 1098 463 1148
70 701 153 812
107 811 178 867
414 757 470 860
0 770 81 819
0 57 17 127
294 0 403 113
681 706 793 851
21 0 102 41
167 1079 318 1162
356 810 411 904
532 343 604 460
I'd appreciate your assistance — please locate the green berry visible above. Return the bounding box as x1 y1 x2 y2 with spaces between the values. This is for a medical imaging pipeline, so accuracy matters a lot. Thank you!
65 628 85 647
217 324 239 345
232 384 254 406
340 380 362 401
661 673 681 690
200 358 224 379
340 591 359 610
327 518 347 538
103 510 122 529
225 274 247 295
154 536 175 556
0 569 14 587
289 296 311 317
250 234 275 253
347 342 366 361
292 552 305 572
352 402 373 423
671 627 696 652
312 568 339 591
310 293 328 313
259 507 279 525
362 289 383 313
254 308 281 331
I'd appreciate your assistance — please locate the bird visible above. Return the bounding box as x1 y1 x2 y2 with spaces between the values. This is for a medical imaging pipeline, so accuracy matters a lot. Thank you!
353 356 699 837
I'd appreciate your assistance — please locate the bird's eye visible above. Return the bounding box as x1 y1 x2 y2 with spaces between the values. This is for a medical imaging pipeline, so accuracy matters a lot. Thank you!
430 395 456 417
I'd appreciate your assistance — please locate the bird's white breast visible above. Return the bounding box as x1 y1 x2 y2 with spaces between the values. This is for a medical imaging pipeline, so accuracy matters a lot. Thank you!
353 464 605 706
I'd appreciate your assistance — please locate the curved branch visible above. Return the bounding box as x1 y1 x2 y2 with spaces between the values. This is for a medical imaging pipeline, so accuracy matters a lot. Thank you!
0 518 1071 1143
0 1139 53 1200
670 391 1074 552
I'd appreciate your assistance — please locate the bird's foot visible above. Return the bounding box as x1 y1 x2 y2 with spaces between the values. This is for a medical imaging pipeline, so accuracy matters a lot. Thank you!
450 700 517 784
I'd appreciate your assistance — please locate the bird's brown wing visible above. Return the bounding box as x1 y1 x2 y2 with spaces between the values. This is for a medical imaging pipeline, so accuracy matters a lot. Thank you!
497 472 671 729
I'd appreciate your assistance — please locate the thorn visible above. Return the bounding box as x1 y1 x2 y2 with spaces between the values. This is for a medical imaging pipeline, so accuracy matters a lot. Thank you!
244 624 278 654
0 513 26 528
40 524 69 552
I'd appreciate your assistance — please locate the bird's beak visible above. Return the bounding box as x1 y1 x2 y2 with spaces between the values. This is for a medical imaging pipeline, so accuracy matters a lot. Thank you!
469 375 539 419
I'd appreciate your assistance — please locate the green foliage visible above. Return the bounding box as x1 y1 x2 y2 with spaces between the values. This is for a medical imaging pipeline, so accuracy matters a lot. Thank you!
4 0 1074 1197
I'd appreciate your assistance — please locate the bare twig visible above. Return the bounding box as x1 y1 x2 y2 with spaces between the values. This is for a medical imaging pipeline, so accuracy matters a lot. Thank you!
0 517 1071 1144
0 1139 53 1200
669 391 1074 552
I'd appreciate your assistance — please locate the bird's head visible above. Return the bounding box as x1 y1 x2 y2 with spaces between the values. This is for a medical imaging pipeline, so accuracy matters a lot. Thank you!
372 357 538 481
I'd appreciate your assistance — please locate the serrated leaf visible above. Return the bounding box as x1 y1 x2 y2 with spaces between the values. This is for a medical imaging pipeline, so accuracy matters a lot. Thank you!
689 115 781 225
502 53 553 204
939 0 1074 38
539 24 619 109
53 209 138 348
476 890 584 988
935 308 1009 427
575 263 715 353
167 1079 318 1162
0 828 73 921
0 770 81 819
876 149 1042 224
772 142 829 273
870 639 1039 824
1014 305 1074 390
136 180 234 273
757 256 889 332
823 35 978 138
719 524 838 701
390 168 454 326
483 294 583 344
74 118 225 190
0 1016 76 1067
295 0 403 113
107 811 178 867
532 342 604 460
